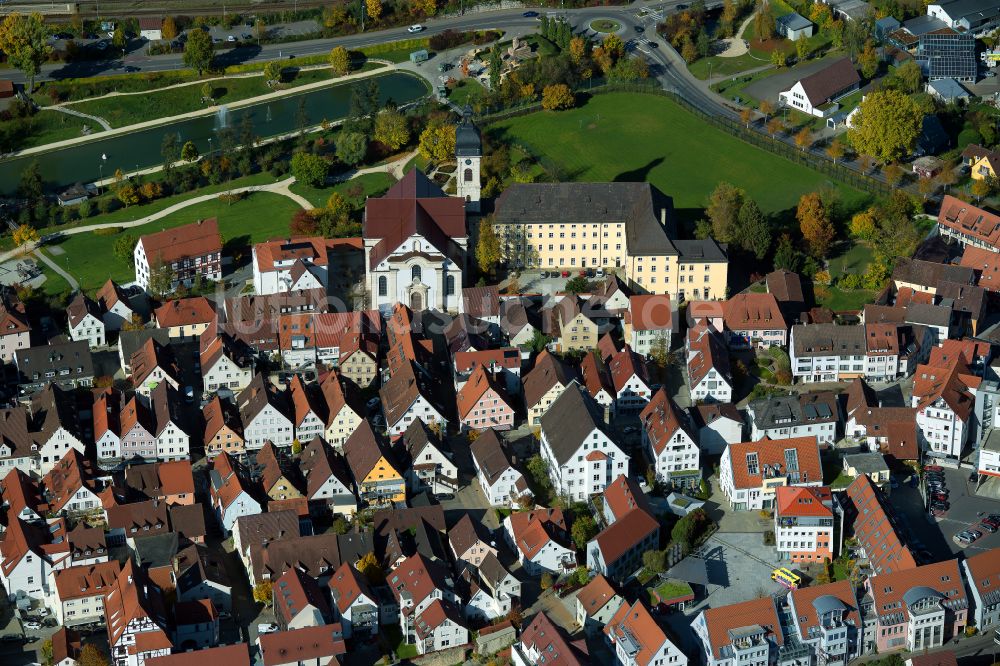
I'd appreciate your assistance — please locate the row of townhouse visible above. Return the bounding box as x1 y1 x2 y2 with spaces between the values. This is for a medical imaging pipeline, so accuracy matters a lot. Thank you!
719 435 823 512
0 384 88 477
790 322 933 385
94 382 191 465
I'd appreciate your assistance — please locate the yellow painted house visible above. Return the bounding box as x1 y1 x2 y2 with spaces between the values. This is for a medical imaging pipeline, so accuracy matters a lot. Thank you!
343 421 405 506
970 151 1000 182
256 442 304 502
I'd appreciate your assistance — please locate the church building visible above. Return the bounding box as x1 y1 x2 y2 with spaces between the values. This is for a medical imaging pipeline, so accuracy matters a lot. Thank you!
363 170 469 314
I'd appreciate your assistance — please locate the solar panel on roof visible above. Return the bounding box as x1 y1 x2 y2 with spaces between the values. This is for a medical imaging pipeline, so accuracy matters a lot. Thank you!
784 448 800 473
817 404 832 418
804 404 818 419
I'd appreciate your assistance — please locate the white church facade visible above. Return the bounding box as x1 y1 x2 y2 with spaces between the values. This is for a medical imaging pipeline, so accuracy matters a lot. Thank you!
363 111 481 315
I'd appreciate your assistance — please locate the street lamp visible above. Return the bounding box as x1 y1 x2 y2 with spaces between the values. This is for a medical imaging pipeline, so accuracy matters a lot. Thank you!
98 162 104 194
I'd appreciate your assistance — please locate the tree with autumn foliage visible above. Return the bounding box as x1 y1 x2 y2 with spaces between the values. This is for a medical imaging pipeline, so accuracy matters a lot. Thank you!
541 84 575 110
78 645 110 666
365 0 383 22
797 192 835 259
12 224 38 247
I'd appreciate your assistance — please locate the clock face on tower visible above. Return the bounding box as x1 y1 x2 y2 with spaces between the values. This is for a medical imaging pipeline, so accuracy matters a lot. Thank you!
465 159 472 165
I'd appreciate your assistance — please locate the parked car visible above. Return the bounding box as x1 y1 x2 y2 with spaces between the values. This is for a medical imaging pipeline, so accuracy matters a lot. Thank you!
595 268 605 277
561 270 570 277
258 623 278 634
23 622 41 631
523 10 540 17
540 271 550 278
578 270 587 277
924 464 943 472
435 492 456 501
227 35 237 42
931 502 950 511
408 24 425 33
980 521 997 533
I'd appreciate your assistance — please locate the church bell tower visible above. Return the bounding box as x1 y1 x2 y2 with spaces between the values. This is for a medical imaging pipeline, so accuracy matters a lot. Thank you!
455 105 482 212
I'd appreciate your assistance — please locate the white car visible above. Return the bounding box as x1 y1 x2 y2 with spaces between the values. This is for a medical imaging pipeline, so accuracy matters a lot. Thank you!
23 622 41 631
258 623 278 635
407 24 424 33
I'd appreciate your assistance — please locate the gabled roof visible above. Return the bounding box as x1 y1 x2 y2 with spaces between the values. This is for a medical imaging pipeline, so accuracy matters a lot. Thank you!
258 624 346 666
593 506 659 567
519 612 589 666
449 513 492 558
868 559 967 624
147 644 250 666
789 580 860 641
457 364 512 419
723 293 787 332
96 279 133 314
640 389 693 457
203 395 244 442
343 420 398 482
766 269 805 303
470 429 522 487
414 598 465 639
540 382 611 466
774 485 833 518
700 596 784 658
576 574 620 616
462 285 501 319
380 359 440 429
53 560 122 601
580 351 613 400
453 347 521 374
725 436 821 490
938 194 1000 250
319 370 361 427
749 392 839 431
237 373 290 426
288 375 326 428
912 358 978 421
273 566 331 625
964 549 1000 606
608 345 649 393
364 170 467 268
138 218 221 265
234 510 299 555
506 508 569 560
385 552 452 610
297 437 353 499
893 257 976 289
845 474 916 575
103 558 170 646
130 338 180 389
794 57 860 105
605 599 673 666
125 460 194 502
627 294 674 332
603 474 653 520
523 350 578 408
687 321 731 387
328 562 374 613
958 245 1000 291
0 296 29 336
154 296 215 329
67 291 102 329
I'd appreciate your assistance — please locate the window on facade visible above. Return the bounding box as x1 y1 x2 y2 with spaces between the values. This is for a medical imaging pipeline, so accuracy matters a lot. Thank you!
412 265 422 283
378 276 387 296
446 275 455 295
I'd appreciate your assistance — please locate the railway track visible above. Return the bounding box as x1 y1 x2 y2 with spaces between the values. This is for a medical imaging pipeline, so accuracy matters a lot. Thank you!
1 0 331 18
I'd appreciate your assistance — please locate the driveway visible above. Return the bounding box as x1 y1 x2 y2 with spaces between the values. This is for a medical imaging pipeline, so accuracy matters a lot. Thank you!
742 56 844 104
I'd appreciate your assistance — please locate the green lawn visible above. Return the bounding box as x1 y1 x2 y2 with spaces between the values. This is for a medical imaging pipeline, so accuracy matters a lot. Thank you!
590 19 622 32
648 579 694 606
288 171 396 209
48 191 302 293
490 92 868 220
20 109 93 149
828 242 873 278
68 72 350 129
449 78 486 107
818 286 876 311
358 37 431 64
690 53 770 81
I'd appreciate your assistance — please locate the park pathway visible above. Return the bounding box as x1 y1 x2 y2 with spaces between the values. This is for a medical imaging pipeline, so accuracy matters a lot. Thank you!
44 105 113 131
33 248 79 290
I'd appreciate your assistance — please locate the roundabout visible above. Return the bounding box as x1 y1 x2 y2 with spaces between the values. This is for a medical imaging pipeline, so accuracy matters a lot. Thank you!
589 18 622 33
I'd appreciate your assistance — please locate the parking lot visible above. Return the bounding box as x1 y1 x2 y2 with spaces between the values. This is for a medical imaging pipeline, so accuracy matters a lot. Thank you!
886 466 1000 560
517 268 614 295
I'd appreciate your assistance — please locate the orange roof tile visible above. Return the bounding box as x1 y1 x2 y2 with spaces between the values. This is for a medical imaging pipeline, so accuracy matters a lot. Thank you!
726 436 821 490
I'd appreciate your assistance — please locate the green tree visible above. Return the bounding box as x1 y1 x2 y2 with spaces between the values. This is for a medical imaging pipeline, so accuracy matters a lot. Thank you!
565 276 590 294
18 160 43 202
571 515 598 549
526 454 550 489
895 59 922 94
180 140 199 162
696 29 711 57
825 138 845 164
735 199 771 260
161 132 180 171
40 638 53 666
858 40 878 79
972 177 992 201
795 34 810 61
649 334 670 368
373 109 409 150
489 44 502 89
344 78 380 137
770 48 787 67
78 645 110 666
335 131 368 166
541 83 575 110
671 508 708 549
112 25 126 50
252 580 273 605
849 209 878 241
291 438 303 454
754 0 776 40
264 60 283 84
290 151 328 187
540 572 554 590
113 233 137 265
528 330 552 353
797 192 835 259
329 45 350 76
417 122 456 162
706 181 745 243
848 89 923 163
642 549 666 573
0 13 51 93
331 516 349 534
682 37 699 64
162 16 179 40
773 234 803 272
183 28 215 75
476 216 501 276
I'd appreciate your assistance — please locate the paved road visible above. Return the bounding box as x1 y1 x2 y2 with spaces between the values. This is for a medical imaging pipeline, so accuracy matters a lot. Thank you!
0 3 707 85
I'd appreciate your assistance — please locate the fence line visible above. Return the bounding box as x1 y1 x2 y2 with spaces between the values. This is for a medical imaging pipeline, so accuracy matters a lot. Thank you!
477 83 892 198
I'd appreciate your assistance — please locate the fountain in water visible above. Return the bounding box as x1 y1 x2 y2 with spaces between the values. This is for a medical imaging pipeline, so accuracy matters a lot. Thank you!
215 106 229 131
265 105 272 123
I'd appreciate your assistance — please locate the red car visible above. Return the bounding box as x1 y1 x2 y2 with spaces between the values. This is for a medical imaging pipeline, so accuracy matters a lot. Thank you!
561 270 570 278
924 464 943 473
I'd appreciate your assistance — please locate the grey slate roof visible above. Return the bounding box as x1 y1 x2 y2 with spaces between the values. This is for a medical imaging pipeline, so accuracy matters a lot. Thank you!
777 11 813 30
844 452 890 475
15 340 94 387
119 329 171 371
674 239 728 263
905 302 953 327
893 258 975 289
791 323 866 357
749 392 839 430
494 183 678 256
540 381 611 466
456 107 482 157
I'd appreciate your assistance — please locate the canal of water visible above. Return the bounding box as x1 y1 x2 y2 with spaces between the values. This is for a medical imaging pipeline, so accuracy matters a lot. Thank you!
0 71 429 195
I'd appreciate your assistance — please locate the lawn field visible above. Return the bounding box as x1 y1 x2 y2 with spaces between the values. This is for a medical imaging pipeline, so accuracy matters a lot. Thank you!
47 191 301 294
489 92 868 219
21 110 92 149
289 172 396 209
449 78 486 107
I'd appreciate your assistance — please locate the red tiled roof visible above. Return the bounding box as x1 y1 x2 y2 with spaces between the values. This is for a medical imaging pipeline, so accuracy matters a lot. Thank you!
139 218 221 265
593 508 658 566
627 294 673 331
457 364 512 420
146 644 250 666
454 348 520 374
845 474 916 575
723 293 786 332
938 194 1000 249
258 625 346 666
53 560 122 601
701 597 783 658
640 388 690 457
603 474 653 520
789 580 860 640
687 322 730 388
726 436 821 490
507 508 568 560
775 485 832 518
519 612 587 666
604 600 671 666
576 574 619 616
959 246 1000 291
868 559 967 623
913 359 979 421
608 345 648 394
